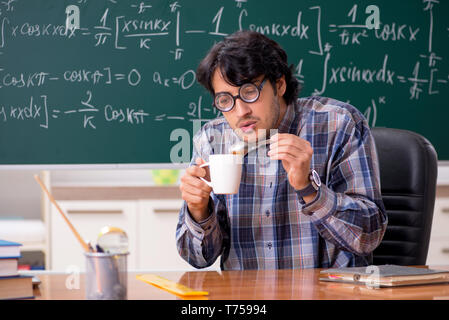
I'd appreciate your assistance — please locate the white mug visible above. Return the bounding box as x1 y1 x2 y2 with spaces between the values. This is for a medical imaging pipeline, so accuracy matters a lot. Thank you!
199 154 243 194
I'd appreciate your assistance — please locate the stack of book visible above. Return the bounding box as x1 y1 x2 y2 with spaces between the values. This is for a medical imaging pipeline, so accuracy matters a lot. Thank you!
319 264 449 287
0 239 34 300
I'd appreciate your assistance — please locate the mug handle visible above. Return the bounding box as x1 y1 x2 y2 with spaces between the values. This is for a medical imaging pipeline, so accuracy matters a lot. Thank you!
198 162 213 188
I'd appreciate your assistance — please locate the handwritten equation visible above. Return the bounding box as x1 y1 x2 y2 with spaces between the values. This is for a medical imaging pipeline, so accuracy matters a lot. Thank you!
0 0 448 132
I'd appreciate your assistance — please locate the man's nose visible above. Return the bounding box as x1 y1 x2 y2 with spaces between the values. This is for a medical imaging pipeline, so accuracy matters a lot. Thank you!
234 98 252 118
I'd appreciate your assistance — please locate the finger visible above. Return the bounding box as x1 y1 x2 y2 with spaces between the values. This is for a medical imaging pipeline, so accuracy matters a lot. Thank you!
269 151 307 163
180 184 212 199
182 171 213 189
186 164 207 178
269 133 279 142
180 173 212 200
195 157 211 180
269 148 312 163
195 157 205 165
271 132 308 143
271 135 311 149
182 191 205 205
182 185 212 202
269 133 293 142
181 182 212 198
181 174 212 193
269 143 304 156
270 139 312 156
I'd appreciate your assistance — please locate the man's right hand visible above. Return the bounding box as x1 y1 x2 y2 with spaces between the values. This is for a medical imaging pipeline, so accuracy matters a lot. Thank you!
180 158 213 223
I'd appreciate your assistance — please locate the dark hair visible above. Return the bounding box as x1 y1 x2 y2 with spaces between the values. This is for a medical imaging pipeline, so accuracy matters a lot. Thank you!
196 30 301 106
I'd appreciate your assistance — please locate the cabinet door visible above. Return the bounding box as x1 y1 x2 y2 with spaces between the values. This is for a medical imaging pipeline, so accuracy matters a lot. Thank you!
427 239 449 266
50 201 138 271
430 198 449 239
138 200 220 271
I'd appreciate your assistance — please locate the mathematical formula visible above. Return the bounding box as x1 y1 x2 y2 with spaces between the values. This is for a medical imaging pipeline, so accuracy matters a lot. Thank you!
0 0 447 132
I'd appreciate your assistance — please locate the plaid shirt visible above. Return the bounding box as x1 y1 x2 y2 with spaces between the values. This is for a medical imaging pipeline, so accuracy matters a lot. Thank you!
176 96 387 270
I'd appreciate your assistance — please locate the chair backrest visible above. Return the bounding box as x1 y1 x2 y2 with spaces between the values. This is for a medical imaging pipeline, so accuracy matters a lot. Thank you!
371 127 438 266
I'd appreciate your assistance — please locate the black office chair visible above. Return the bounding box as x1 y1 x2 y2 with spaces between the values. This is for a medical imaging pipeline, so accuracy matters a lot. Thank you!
371 127 438 266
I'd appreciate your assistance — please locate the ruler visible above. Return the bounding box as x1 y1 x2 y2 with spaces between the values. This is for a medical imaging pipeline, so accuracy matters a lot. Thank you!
136 274 209 297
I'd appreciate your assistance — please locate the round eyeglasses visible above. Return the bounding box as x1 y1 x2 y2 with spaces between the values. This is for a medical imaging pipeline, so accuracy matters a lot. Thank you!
213 78 267 112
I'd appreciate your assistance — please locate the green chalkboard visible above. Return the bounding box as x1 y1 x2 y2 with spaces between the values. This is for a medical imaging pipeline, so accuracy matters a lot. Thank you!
0 0 448 165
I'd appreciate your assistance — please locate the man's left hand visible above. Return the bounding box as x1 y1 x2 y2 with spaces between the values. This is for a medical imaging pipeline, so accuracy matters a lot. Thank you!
268 133 313 190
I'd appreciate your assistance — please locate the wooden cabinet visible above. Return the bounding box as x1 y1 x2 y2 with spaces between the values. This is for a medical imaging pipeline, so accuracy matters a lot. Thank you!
138 200 214 271
48 187 220 271
427 196 449 265
50 200 138 271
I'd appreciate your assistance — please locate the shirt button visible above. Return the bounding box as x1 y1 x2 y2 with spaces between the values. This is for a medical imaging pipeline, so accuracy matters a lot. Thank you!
267 242 272 250
265 210 270 217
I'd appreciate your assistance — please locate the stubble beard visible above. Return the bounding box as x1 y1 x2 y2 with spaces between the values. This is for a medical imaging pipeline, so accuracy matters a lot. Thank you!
235 97 281 144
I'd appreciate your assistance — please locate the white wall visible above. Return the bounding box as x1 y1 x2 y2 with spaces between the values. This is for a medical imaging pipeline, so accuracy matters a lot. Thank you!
0 170 42 220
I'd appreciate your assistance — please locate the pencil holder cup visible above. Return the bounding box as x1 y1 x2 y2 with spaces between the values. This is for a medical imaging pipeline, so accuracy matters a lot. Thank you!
84 252 129 300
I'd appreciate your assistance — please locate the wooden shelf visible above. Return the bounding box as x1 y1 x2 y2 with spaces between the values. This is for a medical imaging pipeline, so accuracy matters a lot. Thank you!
51 186 181 201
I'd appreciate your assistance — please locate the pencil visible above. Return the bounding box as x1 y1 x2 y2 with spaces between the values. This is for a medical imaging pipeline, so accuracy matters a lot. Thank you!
34 174 90 252
34 174 103 295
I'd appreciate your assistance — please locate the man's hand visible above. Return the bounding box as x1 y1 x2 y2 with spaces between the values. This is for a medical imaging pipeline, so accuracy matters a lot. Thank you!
179 158 213 223
268 133 313 190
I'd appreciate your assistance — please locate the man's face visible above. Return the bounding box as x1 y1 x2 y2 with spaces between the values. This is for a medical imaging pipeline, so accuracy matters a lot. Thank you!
211 69 287 143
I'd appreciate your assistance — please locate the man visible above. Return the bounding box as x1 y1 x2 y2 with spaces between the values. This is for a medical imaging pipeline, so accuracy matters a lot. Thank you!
176 30 387 270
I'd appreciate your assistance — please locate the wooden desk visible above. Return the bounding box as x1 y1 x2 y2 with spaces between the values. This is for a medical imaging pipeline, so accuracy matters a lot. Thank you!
32 266 449 300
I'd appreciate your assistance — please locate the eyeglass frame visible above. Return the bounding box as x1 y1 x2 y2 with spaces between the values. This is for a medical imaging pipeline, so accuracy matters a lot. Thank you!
213 78 268 112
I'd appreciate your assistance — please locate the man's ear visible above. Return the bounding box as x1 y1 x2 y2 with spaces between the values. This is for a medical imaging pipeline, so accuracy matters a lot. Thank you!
276 76 287 97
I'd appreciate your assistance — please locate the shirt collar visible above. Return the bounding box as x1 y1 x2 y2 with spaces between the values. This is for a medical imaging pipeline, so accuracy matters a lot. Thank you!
277 101 296 134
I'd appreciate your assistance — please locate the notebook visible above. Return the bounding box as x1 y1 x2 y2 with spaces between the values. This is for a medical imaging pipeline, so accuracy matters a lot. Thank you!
0 239 22 259
319 265 449 287
0 275 34 300
0 258 19 277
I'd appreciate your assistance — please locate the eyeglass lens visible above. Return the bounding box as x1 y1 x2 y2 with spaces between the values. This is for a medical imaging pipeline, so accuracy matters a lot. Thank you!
214 79 265 112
